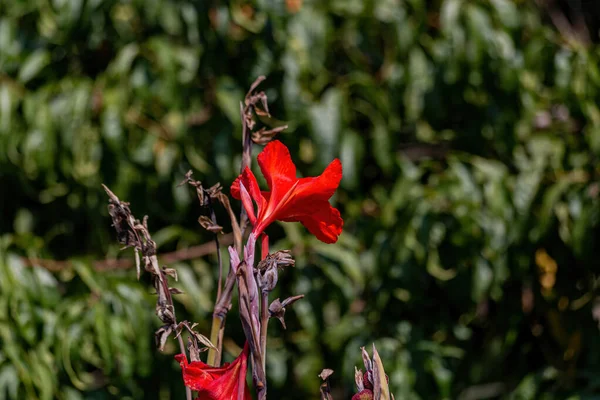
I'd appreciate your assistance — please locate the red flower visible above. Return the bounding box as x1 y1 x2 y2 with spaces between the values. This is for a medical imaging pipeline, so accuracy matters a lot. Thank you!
352 389 374 400
174 343 251 400
231 140 343 243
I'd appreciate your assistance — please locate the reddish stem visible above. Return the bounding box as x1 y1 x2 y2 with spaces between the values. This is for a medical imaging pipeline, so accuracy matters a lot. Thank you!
261 234 269 261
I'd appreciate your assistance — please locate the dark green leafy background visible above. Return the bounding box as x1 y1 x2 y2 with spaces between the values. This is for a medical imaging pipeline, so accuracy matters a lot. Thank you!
1 0 600 399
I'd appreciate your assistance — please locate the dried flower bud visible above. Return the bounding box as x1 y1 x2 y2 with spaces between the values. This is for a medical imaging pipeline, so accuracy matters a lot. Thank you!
258 265 278 292
198 215 223 233
268 298 286 328
355 367 365 391
257 250 295 271
252 125 288 145
268 295 304 329
188 337 202 362
257 250 294 292
162 267 178 280
319 369 334 380
361 346 373 372
155 324 173 351
206 182 223 199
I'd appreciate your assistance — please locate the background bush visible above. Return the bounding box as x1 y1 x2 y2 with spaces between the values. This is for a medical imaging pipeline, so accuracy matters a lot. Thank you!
1 0 600 399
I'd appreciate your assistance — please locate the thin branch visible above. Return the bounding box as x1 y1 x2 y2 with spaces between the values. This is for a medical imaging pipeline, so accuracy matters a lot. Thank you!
125 108 175 141
21 233 232 272
537 0 592 46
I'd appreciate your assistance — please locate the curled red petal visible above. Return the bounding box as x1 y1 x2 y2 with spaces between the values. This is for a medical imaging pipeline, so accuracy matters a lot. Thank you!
295 203 343 244
175 343 251 400
231 175 242 199
238 180 257 225
234 168 268 227
240 167 267 213
175 354 216 391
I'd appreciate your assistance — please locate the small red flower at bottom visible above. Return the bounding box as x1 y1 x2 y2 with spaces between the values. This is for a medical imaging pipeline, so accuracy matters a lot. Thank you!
175 342 251 400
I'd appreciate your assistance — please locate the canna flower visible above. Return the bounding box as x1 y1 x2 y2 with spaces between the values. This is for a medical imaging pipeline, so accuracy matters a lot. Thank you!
352 389 374 400
174 343 251 400
231 140 343 243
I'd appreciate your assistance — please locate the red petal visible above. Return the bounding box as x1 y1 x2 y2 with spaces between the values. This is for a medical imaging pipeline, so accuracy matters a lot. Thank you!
240 167 267 213
175 343 251 400
235 168 269 226
231 175 242 199
271 158 343 243
257 140 297 202
238 181 257 225
204 343 251 400
270 158 342 223
352 389 374 400
294 158 342 201
175 354 218 391
294 203 343 244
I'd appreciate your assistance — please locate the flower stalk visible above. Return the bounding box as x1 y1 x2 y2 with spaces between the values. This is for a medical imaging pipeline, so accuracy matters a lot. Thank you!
104 76 346 400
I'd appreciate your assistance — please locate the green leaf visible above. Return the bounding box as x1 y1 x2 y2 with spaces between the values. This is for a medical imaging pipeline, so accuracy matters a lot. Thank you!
0 364 19 400
309 88 342 166
216 78 243 125
18 50 51 83
472 257 493 302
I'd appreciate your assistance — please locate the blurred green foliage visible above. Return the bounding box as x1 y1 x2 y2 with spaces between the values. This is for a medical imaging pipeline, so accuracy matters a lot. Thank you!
1 0 600 399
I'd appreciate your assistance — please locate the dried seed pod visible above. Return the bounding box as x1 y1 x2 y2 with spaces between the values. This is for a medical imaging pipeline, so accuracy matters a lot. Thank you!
268 295 304 329
257 250 294 292
258 265 278 292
